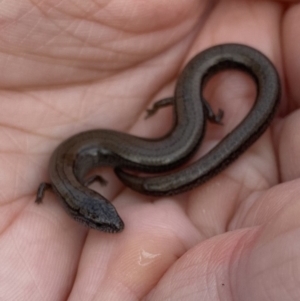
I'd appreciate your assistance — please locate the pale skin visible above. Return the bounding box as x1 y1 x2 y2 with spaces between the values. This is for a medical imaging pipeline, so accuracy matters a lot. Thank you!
1 1 300 300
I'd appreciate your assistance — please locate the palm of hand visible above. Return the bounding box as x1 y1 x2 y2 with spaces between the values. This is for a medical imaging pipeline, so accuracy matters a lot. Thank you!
1 1 300 300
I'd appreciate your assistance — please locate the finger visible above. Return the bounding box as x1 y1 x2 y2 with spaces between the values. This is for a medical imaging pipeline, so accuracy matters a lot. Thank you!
146 189 300 300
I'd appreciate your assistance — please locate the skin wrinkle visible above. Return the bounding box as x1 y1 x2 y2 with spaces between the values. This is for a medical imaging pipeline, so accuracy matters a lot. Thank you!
7 60 167 135
27 95 75 121
236 191 263 230
10 235 44 299
0 51 14 73
225 162 254 193
8 50 108 74
16 155 44 189
114 275 142 301
30 0 176 38
75 88 91 121
10 3 37 26
76 23 95 62
0 178 12 202
0 154 27 189
0 95 75 134
1 126 30 152
46 0 111 21
227 230 254 301
226 161 276 229
89 4 189 35
27 1 202 67
1 184 28 207
10 7 122 61
0 4 209 91
204 249 214 300
18 16 44 48
14 160 23 201
36 89 103 126
157 211 193 256
23 47 146 76
0 123 63 141
223 176 246 232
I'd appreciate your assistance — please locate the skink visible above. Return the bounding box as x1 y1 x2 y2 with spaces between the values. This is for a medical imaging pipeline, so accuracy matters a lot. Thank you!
36 43 280 233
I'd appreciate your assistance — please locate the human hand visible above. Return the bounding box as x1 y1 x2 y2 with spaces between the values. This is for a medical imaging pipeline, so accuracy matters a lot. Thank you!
1 1 300 300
